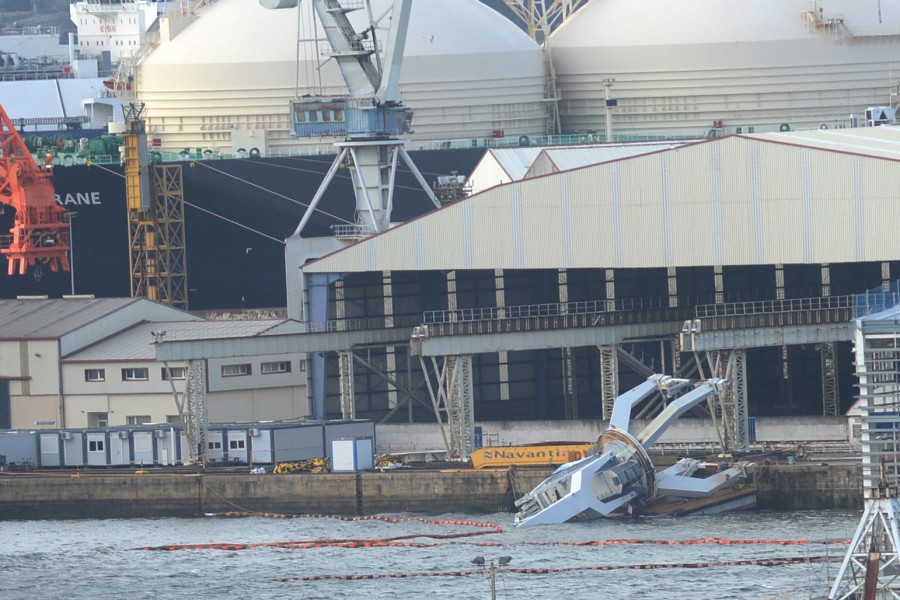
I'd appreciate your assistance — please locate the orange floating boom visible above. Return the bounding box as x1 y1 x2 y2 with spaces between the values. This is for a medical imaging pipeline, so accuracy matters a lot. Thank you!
0 103 70 275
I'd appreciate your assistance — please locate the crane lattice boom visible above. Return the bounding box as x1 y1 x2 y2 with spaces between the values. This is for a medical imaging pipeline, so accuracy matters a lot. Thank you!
0 103 70 275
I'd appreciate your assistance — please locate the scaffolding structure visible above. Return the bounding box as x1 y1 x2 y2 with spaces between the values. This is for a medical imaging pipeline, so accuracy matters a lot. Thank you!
829 295 900 599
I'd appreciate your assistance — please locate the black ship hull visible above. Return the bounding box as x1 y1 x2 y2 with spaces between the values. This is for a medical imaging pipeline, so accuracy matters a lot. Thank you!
0 148 484 310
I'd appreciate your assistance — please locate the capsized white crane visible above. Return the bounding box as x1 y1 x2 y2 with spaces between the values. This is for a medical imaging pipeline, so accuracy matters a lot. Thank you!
514 375 752 527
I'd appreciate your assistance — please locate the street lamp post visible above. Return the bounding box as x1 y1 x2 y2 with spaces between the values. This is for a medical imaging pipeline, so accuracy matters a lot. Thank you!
602 77 616 142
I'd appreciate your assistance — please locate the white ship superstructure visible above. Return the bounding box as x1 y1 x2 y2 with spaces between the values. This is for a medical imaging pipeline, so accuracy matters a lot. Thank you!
71 0 166 65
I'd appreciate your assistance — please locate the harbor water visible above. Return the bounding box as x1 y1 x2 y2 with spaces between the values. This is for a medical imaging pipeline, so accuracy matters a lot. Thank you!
0 509 858 600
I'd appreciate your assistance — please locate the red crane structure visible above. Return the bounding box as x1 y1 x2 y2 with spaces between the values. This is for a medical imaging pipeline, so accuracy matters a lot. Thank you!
0 103 70 275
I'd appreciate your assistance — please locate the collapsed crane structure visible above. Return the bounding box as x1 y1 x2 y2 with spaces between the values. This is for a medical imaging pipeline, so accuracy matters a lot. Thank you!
0 103 70 276
515 375 753 527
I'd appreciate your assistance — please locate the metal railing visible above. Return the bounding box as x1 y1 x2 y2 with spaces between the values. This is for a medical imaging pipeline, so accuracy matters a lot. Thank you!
694 295 855 319
424 295 694 325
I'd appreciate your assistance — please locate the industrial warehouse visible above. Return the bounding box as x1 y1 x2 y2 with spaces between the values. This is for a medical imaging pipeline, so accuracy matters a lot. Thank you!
146 125 900 462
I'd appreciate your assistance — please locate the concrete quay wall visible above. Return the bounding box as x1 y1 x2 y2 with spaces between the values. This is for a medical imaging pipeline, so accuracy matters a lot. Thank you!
0 465 860 520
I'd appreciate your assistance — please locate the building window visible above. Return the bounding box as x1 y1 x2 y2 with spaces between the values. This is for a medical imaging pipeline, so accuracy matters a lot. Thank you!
261 361 291 374
122 368 149 381
127 415 151 425
208 440 222 450
229 439 245 450
299 359 307 372
166 415 182 424
88 439 105 452
222 363 251 377
87 412 108 427
85 369 106 382
162 366 186 380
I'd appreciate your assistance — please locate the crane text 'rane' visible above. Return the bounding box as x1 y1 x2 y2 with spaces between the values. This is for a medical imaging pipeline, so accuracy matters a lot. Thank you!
56 193 101 206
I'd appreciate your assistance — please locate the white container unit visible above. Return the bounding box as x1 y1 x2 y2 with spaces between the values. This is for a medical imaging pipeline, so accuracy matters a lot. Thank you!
39 433 61 467
207 430 225 462
226 430 248 463
249 427 272 465
133 431 155 467
155 428 179 466
331 438 374 473
61 431 84 467
109 430 131 466
85 431 107 466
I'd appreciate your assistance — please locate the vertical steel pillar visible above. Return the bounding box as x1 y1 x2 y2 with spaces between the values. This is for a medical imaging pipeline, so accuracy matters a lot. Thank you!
558 269 577 418
713 265 723 304
821 263 839 416
775 264 785 300
446 270 457 312
494 269 510 402
730 349 749 452
338 350 355 420
442 355 475 460
383 271 398 409
599 345 618 420
306 272 339 420
671 337 682 376
883 261 892 288
604 268 615 311
821 343 839 416
183 359 208 466
667 266 678 308
562 347 578 420
710 350 734 452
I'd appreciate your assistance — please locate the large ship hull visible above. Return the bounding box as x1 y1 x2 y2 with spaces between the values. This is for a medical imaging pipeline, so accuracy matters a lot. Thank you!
0 148 484 310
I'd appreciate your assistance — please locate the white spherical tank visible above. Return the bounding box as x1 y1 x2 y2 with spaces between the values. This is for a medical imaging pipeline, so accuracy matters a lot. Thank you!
549 0 900 136
136 0 546 154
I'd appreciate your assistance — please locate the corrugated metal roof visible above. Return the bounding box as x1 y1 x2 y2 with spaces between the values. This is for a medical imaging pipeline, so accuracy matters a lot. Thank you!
482 148 543 180
749 126 900 161
65 319 293 361
0 298 142 340
534 143 686 174
302 129 900 274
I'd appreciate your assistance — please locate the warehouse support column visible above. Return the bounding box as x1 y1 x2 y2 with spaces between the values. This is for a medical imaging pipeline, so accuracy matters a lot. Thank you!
383 271 399 409
668 267 678 308
306 272 340 421
419 354 474 460
774 264 794 409
559 269 577 419
599 345 617 420
447 270 457 312
821 264 836 402
600 269 618 419
710 349 749 453
494 269 510 402
448 354 475 460
730 349 749 452
182 359 208 466
338 350 355 420
883 262 892 288
820 263 839 416
713 265 723 304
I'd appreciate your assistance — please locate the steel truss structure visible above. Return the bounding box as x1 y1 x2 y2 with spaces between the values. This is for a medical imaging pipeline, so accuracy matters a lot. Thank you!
829 309 900 599
418 354 474 460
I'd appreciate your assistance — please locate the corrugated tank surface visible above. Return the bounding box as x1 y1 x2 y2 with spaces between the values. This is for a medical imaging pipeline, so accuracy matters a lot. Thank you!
137 0 546 154
550 0 900 137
